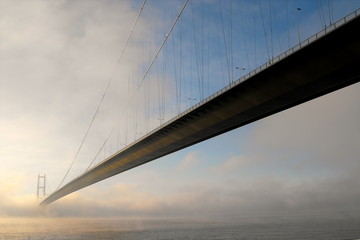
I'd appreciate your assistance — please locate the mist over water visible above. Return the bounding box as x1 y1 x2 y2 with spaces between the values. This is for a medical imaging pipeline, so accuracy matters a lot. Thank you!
1 216 360 240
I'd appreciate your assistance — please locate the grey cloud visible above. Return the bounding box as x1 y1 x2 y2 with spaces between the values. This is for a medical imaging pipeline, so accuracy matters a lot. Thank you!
0 0 152 185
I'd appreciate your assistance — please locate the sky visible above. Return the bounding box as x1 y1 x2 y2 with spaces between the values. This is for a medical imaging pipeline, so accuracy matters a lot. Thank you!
0 0 360 218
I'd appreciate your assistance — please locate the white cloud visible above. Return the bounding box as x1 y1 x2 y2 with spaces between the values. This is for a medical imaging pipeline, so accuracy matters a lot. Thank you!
0 0 159 189
245 83 360 174
210 155 254 173
176 151 200 171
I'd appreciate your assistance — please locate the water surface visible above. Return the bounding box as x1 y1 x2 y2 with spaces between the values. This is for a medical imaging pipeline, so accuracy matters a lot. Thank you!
1 216 359 240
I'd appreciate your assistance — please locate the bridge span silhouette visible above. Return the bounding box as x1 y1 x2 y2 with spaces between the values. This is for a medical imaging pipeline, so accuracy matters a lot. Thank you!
41 9 360 206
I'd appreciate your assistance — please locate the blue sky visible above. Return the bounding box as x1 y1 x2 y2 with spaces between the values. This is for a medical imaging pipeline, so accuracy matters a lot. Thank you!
0 0 359 218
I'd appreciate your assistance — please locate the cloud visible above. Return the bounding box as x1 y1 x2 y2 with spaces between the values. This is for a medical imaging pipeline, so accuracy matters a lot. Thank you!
209 154 261 174
42 183 162 217
0 174 44 217
176 151 200 171
37 171 360 218
0 0 163 187
244 82 360 175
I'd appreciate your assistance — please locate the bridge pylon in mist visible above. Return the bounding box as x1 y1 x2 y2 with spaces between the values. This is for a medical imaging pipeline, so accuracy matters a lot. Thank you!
37 174 46 199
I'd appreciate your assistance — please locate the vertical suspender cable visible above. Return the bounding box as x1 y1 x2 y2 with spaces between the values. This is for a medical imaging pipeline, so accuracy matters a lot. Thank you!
190 0 202 100
259 0 271 62
219 0 231 85
286 0 290 49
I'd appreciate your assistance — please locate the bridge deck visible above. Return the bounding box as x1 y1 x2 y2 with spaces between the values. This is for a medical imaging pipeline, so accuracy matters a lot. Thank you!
41 11 360 206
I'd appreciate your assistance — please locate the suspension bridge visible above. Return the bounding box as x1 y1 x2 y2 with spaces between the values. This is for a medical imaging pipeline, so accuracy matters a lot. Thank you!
40 1 360 206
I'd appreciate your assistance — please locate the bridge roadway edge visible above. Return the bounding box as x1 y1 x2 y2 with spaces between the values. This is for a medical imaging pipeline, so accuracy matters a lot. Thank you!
41 13 360 206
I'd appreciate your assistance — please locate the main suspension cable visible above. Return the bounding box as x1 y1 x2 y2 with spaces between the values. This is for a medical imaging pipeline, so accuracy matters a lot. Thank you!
85 0 190 172
56 0 147 190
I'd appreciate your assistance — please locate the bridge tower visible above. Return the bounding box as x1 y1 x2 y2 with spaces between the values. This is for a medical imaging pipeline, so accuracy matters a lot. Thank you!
37 174 46 199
